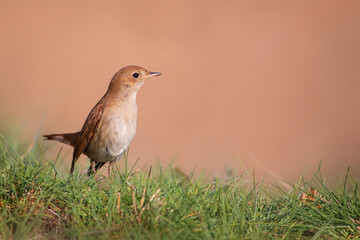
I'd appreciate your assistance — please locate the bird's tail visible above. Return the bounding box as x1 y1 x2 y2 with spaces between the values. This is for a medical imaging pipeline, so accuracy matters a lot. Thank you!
43 132 80 147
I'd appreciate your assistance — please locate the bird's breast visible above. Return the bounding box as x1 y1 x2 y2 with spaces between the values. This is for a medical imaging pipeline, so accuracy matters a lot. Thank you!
86 101 138 162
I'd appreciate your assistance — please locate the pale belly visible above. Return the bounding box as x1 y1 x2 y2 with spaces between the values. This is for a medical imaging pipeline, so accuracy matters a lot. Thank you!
84 111 137 163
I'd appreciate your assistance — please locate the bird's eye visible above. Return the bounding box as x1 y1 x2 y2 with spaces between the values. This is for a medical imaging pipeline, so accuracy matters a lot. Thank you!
132 72 139 78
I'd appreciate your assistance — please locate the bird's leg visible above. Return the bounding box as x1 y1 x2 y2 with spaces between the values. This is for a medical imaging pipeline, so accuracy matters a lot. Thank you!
90 160 98 181
91 160 96 174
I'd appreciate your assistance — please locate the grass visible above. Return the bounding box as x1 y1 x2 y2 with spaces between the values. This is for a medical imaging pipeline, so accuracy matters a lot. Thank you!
0 135 360 239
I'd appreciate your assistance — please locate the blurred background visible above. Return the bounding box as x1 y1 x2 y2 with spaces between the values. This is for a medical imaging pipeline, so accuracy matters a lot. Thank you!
1 1 360 184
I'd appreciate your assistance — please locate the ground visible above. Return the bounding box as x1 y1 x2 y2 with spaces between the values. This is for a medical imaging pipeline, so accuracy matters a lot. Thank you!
0 135 359 239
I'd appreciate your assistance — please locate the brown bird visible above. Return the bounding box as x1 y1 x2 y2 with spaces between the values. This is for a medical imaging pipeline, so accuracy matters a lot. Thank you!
44 65 161 177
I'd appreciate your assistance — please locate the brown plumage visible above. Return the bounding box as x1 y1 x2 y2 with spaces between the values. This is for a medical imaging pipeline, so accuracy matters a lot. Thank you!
44 65 161 176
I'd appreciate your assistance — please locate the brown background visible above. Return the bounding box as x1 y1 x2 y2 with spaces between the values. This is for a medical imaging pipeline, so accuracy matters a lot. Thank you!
1 1 360 184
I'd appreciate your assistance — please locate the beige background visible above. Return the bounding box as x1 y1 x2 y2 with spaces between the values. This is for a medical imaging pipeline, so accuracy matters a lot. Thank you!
1 1 360 184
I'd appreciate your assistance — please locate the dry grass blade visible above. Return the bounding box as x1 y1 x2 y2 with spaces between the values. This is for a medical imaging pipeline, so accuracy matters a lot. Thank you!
117 192 121 214
140 187 146 208
149 189 161 202
20 141 34 160
180 212 202 221
300 187 317 203
299 187 327 209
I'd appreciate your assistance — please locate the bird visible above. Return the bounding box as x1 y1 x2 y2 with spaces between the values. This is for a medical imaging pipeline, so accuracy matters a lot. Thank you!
43 65 161 177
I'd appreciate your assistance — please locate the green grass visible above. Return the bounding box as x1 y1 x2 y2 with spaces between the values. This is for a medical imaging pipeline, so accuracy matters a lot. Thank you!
0 135 359 239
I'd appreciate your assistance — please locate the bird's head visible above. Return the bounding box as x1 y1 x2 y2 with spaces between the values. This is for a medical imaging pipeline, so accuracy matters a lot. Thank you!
108 65 161 93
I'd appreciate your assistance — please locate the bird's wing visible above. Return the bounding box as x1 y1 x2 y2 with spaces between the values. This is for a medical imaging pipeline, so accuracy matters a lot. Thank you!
70 99 106 173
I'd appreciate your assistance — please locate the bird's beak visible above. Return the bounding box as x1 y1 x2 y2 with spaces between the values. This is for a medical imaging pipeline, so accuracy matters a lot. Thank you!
149 72 162 77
